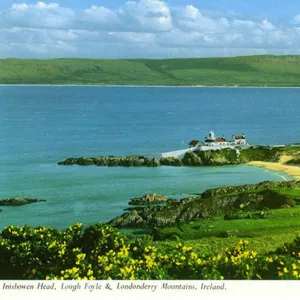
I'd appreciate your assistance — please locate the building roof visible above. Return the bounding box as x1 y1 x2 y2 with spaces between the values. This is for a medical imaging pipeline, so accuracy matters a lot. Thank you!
205 137 227 143
234 135 246 140
216 138 227 142
189 140 201 146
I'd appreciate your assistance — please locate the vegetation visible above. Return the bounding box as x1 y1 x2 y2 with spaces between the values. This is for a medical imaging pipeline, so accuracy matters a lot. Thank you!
2 55 300 86
1 180 300 280
58 146 300 167
109 180 300 228
0 222 299 280
154 206 300 242
285 157 300 165
239 147 283 163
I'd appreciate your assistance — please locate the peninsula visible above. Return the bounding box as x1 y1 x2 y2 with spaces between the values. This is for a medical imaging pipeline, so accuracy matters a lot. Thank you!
2 55 300 87
57 140 300 179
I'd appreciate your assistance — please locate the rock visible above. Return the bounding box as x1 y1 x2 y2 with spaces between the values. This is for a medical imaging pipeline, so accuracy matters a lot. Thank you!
201 180 300 199
258 190 295 209
160 157 183 166
129 193 168 205
181 151 203 166
57 146 293 168
57 158 77 165
109 180 299 229
93 157 108 166
0 197 46 206
109 210 147 228
58 156 160 167
77 157 94 165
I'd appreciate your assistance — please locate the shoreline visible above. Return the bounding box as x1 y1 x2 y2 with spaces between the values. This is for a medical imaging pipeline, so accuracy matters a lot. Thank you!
1 84 300 88
248 161 300 180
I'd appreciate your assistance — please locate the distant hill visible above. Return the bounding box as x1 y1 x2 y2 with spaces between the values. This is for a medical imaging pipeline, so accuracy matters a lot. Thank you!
1 55 300 86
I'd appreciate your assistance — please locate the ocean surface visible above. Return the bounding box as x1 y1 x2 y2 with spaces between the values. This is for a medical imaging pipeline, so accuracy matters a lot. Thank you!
0 86 298 229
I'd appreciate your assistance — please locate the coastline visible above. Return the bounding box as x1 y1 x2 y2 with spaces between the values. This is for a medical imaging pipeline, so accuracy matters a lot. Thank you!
248 161 300 180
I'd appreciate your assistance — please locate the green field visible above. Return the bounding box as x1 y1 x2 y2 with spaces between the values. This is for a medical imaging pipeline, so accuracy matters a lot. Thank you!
2 55 300 86
155 186 300 255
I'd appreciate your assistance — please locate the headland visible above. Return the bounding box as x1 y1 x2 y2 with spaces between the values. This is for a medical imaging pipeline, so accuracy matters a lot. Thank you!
2 55 300 87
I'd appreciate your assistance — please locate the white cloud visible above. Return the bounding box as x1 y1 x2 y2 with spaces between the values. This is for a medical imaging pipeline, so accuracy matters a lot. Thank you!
174 5 222 32
0 1 300 58
119 0 173 32
0 1 75 29
293 14 300 24
81 5 122 29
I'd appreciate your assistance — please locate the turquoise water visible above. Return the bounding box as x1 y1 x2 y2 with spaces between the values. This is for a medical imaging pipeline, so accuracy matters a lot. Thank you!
0 86 297 229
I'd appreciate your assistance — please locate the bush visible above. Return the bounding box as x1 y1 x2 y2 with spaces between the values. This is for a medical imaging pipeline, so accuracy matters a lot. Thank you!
0 223 299 280
285 158 300 165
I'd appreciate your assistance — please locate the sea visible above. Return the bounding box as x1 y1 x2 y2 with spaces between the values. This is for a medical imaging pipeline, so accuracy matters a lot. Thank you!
0 86 299 229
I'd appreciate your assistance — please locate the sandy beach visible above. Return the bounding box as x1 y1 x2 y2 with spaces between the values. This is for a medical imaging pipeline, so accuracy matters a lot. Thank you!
248 160 300 181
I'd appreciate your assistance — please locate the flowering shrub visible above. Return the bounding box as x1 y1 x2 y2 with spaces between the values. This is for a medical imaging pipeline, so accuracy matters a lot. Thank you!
0 223 299 280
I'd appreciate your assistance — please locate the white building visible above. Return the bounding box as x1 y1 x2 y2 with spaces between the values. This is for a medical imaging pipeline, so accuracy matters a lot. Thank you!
232 134 247 145
188 130 248 151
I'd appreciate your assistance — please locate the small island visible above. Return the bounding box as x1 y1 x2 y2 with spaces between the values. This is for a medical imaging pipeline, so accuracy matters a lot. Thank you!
0 197 46 207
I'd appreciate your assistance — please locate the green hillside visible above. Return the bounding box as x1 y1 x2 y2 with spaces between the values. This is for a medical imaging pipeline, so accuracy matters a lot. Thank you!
1 55 300 86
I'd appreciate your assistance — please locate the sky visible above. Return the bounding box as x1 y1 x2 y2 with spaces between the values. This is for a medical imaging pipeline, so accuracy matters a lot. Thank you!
0 0 300 58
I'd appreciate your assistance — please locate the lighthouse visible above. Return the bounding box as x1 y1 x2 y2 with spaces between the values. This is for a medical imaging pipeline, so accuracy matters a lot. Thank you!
208 130 216 141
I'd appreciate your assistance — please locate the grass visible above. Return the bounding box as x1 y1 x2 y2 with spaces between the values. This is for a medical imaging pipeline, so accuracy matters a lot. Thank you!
155 206 300 254
156 231 300 256
154 187 300 254
2 55 300 86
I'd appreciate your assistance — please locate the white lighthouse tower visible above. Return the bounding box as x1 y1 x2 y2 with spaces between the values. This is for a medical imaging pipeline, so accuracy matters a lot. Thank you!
208 130 216 141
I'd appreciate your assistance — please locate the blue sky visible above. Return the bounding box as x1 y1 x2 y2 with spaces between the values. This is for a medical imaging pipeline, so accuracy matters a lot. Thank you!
0 0 300 58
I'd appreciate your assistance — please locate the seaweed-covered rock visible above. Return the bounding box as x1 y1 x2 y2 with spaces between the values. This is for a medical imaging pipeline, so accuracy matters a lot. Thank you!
129 193 168 205
197 148 240 166
160 157 183 166
93 157 108 166
0 197 46 206
145 158 160 167
181 151 203 166
58 156 160 167
181 148 240 166
77 157 94 165
57 158 77 165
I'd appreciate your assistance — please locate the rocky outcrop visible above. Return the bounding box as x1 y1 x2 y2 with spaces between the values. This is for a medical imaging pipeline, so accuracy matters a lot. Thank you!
129 193 168 205
160 157 183 166
109 180 298 228
58 156 160 167
57 147 290 168
239 147 283 163
201 180 300 199
0 197 46 206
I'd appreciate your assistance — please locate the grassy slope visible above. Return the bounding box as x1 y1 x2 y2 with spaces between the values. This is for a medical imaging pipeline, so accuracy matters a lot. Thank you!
1 55 300 86
155 187 300 254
